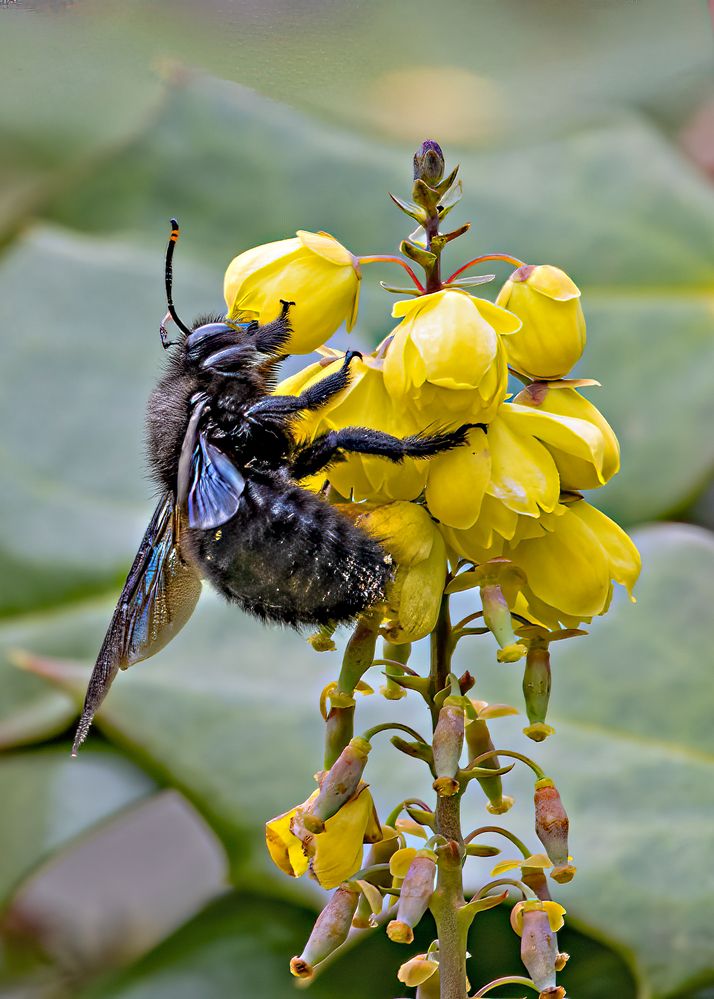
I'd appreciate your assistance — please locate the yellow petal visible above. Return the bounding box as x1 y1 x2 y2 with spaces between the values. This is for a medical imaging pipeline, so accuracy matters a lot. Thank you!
390 846 418 878
312 785 377 889
487 417 560 516
425 428 490 529
543 900 567 931
570 502 641 599
297 230 356 267
398 955 439 987
491 858 522 876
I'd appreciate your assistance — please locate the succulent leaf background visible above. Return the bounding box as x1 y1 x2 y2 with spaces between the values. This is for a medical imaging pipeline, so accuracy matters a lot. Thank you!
0 2 713 998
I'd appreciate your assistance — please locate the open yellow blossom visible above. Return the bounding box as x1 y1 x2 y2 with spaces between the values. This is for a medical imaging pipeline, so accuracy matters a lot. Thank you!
496 264 585 380
505 500 641 627
265 783 381 890
514 382 620 490
224 230 361 353
383 289 520 422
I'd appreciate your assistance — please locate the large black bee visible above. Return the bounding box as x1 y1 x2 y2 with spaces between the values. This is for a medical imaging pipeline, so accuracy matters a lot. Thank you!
72 220 470 754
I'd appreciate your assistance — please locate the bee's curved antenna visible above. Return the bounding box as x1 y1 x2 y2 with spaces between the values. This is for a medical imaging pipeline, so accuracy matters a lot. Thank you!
159 218 192 348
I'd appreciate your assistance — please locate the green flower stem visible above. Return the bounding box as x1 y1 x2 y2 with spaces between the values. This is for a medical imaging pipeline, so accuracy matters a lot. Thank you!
386 798 432 828
430 594 455 725
471 976 538 997
361 722 430 744
349 862 392 882
370 658 419 676
324 611 381 767
430 841 468 999
464 826 530 858
476 878 536 901
467 749 547 782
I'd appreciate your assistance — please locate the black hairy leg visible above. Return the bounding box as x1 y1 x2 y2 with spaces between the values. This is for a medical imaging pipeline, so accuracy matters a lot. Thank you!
245 350 362 424
290 424 473 480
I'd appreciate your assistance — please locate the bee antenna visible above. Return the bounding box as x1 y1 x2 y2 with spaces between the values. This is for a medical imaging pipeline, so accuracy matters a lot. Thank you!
161 217 192 346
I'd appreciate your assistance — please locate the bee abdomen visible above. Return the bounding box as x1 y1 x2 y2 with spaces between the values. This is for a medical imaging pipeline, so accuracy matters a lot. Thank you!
187 478 392 627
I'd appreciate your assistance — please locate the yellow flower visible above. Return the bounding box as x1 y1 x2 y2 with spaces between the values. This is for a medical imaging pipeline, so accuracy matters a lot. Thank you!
510 899 566 936
496 264 585 380
355 502 447 643
398 953 439 988
265 783 381 890
224 231 361 353
506 500 641 627
383 289 520 422
514 382 620 490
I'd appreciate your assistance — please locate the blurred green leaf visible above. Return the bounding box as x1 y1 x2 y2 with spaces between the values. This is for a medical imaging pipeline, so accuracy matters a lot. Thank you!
0 744 155 906
78 891 636 999
0 226 217 616
0 12 164 239
22 524 714 995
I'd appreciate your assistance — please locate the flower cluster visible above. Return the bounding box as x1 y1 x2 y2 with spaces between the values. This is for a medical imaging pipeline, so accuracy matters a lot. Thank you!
223 140 639 999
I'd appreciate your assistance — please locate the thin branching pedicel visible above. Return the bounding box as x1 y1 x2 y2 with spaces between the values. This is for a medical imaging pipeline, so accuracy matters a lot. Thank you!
247 141 641 999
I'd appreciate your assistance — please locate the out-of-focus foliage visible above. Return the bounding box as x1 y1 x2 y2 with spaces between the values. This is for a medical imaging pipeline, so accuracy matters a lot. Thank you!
1 1 712 997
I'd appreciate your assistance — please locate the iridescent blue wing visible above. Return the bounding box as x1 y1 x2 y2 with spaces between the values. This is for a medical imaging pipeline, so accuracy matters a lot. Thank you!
72 493 201 754
177 394 245 530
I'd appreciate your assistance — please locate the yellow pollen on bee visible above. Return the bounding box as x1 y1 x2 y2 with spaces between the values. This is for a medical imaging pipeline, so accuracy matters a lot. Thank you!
214 529 222 541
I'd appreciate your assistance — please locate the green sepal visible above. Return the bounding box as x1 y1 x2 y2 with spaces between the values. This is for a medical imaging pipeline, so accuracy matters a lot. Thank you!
436 179 463 218
458 889 509 931
431 223 471 252
434 164 460 198
389 191 428 224
386 672 431 699
411 178 441 211
405 805 436 831
445 570 480 595
400 238 437 268
379 281 421 296
459 761 516 780
391 736 435 770
449 274 497 288
465 843 501 858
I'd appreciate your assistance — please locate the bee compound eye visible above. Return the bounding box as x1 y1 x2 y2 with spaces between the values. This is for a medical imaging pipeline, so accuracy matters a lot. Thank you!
185 323 238 360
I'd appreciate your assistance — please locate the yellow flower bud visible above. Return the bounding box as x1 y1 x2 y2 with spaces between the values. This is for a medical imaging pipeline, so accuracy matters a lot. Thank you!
397 953 439 987
224 230 361 353
514 383 620 490
356 502 447 643
496 264 585 380
383 289 520 422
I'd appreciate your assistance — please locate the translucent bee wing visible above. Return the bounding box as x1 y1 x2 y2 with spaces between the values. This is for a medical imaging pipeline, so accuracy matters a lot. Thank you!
72 493 201 755
186 434 245 530
177 393 246 531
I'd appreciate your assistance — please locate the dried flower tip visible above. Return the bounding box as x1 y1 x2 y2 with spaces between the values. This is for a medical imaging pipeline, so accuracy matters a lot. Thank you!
540 989 566 999
551 862 577 884
388 919 415 944
290 956 314 980
554 952 570 972
486 794 514 815
524 722 556 742
433 776 460 797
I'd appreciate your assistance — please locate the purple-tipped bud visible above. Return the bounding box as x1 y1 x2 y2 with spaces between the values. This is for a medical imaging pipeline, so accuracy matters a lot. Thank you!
432 701 464 797
465 716 513 814
387 850 437 943
520 908 559 993
290 883 360 978
534 779 575 882
413 140 445 185
303 737 371 833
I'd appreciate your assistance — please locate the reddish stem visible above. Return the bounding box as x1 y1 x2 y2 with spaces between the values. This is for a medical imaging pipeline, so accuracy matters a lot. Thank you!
359 255 425 292
445 253 525 284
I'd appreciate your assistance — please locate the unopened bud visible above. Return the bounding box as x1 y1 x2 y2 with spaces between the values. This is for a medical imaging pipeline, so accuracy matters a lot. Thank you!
387 850 436 943
534 779 575 882
481 584 526 661
291 883 359 978
432 702 464 796
510 901 564 995
413 140 445 185
523 645 552 740
466 716 513 814
303 737 371 833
